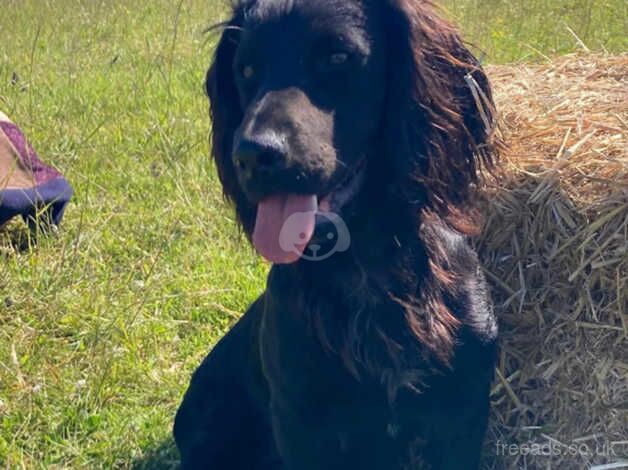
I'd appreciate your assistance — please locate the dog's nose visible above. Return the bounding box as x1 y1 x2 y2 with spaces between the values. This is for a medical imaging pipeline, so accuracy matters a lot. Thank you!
232 137 285 180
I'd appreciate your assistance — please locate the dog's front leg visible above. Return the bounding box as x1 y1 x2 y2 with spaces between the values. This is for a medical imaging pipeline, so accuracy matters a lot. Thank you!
174 297 282 470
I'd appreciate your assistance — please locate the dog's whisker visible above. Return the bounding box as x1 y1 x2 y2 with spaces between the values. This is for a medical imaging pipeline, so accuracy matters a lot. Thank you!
204 22 244 35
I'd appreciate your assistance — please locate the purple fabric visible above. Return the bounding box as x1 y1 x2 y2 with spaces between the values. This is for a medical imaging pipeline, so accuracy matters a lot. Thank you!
0 121 61 185
0 177 73 226
0 120 73 227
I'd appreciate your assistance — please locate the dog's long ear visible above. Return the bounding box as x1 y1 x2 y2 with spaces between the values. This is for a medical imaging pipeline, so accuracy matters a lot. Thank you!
384 0 498 226
206 19 257 235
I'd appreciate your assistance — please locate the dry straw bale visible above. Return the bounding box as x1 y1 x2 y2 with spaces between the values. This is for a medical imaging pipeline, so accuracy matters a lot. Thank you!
480 53 627 469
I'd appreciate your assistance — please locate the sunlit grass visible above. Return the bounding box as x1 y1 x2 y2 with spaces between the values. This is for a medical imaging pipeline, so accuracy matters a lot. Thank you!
1 1 265 468
443 0 626 62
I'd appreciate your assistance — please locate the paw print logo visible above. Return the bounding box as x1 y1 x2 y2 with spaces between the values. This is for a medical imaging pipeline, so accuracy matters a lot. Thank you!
279 211 350 261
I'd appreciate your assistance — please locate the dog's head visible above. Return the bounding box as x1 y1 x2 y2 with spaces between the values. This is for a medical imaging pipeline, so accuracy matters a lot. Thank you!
207 0 497 264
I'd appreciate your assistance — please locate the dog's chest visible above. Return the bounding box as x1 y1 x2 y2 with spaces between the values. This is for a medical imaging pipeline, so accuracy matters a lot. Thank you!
259 274 390 422
260 290 361 404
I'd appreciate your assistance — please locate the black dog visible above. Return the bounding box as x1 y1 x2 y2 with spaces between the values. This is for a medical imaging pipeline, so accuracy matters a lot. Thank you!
174 0 499 468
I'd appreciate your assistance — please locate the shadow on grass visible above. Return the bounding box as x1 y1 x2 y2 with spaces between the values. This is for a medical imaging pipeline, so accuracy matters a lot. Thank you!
131 437 180 470
0 222 34 256
0 217 59 256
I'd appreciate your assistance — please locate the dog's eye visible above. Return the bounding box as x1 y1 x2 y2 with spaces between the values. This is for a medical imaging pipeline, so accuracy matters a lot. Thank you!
328 52 349 66
240 65 256 80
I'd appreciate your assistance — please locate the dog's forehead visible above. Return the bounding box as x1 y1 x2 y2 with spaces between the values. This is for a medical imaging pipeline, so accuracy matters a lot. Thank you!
237 0 374 56
241 0 368 31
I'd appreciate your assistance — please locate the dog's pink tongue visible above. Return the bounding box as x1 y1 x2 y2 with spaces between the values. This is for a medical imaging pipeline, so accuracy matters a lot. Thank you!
253 194 317 264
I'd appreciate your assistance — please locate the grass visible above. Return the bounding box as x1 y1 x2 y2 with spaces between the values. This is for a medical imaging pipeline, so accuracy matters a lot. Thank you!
0 0 625 469
443 0 627 63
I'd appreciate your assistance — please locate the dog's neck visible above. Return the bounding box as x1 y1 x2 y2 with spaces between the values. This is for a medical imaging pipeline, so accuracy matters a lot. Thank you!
264 170 472 388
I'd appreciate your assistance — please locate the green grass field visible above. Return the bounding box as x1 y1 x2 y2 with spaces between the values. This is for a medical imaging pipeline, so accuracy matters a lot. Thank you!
0 0 625 468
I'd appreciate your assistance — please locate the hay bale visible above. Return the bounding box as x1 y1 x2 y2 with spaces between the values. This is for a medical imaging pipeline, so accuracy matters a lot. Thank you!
480 54 627 469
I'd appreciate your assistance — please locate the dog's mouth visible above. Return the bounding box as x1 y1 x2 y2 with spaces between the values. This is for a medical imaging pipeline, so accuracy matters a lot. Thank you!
252 160 366 264
318 158 367 214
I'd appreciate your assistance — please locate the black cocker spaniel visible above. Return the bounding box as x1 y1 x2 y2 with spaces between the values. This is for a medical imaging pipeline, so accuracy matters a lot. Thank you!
174 0 499 468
